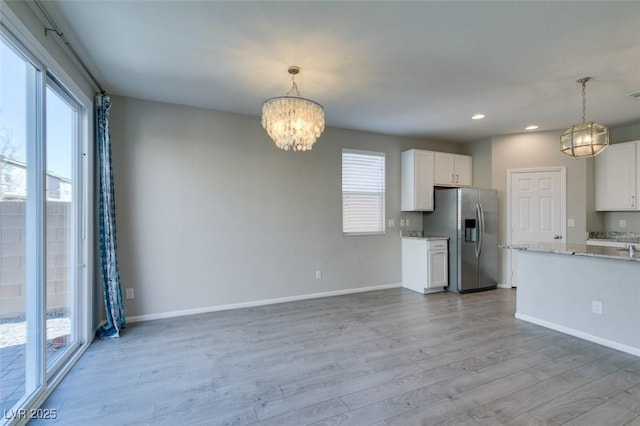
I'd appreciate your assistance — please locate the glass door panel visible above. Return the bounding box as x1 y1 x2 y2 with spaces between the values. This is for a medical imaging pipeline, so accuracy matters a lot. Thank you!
45 85 78 370
0 35 38 415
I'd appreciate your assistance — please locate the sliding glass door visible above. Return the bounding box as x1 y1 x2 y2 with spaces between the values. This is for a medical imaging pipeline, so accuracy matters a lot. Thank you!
1 28 90 425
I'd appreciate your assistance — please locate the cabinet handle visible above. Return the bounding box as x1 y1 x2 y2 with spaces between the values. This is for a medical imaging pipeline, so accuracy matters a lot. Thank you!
632 195 636 208
451 173 455 183
456 174 459 183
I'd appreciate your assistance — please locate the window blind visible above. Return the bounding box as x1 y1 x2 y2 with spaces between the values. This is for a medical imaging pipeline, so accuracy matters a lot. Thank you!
342 149 385 235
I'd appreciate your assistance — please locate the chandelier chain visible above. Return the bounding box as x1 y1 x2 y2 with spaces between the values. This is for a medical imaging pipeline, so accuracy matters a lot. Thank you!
286 79 300 97
581 79 586 124
285 66 301 97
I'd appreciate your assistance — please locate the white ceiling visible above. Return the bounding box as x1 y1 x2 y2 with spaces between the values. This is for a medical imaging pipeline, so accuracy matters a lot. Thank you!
43 1 640 142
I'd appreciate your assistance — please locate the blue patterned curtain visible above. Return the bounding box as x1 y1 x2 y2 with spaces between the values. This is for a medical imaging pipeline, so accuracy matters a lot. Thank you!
96 94 126 338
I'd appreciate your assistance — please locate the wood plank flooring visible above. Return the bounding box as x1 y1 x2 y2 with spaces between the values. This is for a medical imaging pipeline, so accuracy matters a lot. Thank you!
30 288 640 425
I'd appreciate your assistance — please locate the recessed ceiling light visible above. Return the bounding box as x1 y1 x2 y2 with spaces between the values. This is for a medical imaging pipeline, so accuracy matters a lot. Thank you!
525 125 539 130
471 114 485 120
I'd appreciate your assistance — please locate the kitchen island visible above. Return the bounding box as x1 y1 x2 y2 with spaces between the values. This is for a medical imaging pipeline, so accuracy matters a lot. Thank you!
503 242 640 357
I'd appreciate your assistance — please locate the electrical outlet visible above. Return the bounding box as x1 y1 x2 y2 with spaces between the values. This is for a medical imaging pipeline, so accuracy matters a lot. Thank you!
592 300 603 315
125 288 134 300
619 219 627 228
406 218 411 227
388 219 395 228
315 270 322 280
400 219 406 227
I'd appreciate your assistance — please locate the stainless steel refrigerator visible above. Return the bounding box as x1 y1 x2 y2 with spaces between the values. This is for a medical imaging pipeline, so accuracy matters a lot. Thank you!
423 187 498 293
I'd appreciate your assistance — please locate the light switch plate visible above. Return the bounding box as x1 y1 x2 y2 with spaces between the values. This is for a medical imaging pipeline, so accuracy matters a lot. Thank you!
406 218 411 227
619 219 627 228
388 219 395 228
399 219 405 227
567 218 575 227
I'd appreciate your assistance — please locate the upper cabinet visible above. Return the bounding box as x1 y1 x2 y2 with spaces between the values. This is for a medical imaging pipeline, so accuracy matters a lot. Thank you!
402 150 473 212
402 149 435 211
595 141 640 211
434 153 472 187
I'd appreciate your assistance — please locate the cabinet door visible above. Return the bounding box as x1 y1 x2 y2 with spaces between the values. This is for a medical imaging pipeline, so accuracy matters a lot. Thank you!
454 155 473 186
415 151 434 210
402 150 435 211
434 153 455 185
402 239 429 293
427 250 448 288
596 142 637 211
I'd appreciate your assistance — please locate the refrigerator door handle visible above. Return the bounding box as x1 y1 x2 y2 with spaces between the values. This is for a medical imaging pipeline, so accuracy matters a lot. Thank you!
474 203 481 259
478 202 485 258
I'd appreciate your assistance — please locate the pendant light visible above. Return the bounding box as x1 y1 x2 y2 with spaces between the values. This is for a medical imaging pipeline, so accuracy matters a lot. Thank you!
560 77 609 158
261 66 325 152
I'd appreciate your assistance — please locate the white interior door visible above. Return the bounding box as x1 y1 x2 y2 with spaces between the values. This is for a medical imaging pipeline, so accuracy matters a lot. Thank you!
508 168 566 287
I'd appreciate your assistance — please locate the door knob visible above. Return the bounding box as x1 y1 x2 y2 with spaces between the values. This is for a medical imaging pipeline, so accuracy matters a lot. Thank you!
553 235 562 240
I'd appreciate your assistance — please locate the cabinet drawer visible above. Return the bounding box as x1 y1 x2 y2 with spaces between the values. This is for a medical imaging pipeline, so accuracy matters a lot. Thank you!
427 240 447 250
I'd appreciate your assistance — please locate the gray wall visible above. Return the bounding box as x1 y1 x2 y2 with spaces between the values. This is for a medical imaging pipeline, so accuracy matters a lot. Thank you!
463 137 492 188
611 123 640 145
110 96 462 318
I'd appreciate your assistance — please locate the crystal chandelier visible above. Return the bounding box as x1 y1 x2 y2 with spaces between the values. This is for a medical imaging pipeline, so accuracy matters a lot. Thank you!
561 77 609 158
261 66 325 151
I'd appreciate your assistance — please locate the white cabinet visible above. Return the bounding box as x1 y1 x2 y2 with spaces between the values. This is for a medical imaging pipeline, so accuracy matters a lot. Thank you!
402 238 448 294
434 153 472 187
401 149 435 211
595 141 640 211
427 240 448 289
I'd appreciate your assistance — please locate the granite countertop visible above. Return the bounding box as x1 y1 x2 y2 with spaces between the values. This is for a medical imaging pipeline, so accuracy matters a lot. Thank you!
401 231 448 240
402 236 449 241
588 232 640 244
501 242 640 262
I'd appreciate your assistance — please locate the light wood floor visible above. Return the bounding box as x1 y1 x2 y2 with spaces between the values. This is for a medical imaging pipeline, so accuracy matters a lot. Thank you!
31 288 640 425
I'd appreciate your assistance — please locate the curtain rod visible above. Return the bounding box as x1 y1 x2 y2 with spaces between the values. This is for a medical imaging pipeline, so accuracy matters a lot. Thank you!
33 0 105 94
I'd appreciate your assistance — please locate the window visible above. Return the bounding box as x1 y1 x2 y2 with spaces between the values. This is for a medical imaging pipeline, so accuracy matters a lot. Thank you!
342 149 385 235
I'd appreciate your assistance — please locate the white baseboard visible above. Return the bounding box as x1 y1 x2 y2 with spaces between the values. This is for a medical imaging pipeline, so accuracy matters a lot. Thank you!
515 312 640 357
126 283 402 324
497 283 513 289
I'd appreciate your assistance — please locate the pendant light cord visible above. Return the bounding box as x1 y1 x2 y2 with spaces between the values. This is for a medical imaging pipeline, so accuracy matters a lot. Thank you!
581 80 587 124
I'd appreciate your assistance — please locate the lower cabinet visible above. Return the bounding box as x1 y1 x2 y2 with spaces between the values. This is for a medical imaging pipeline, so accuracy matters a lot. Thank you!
427 246 448 289
402 237 448 294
